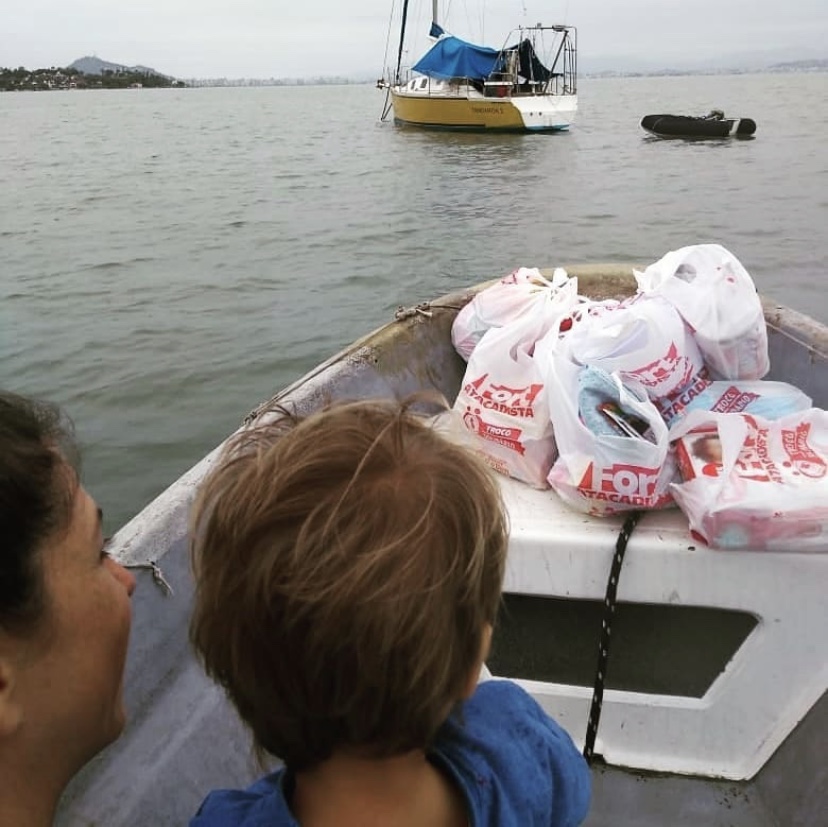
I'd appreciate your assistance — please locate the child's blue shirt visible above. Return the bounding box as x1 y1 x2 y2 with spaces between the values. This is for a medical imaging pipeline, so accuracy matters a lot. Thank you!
190 679 591 826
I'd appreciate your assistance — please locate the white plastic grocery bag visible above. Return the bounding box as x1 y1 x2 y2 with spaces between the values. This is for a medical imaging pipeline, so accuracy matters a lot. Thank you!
670 409 828 551
562 294 707 402
451 267 579 361
453 301 561 487
540 349 675 516
634 244 769 380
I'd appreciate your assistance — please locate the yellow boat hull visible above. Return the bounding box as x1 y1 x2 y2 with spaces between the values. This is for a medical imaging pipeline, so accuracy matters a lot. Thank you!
390 88 575 133
392 90 523 131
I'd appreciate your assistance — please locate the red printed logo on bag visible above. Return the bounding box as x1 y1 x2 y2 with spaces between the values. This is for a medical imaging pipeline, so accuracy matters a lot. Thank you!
577 462 666 505
734 417 779 482
463 373 543 418
462 408 525 454
781 422 827 479
711 385 760 413
655 368 713 420
627 342 696 391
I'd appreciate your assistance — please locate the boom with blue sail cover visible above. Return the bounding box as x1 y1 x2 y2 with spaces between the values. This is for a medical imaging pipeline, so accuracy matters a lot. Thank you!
412 36 501 80
412 36 555 84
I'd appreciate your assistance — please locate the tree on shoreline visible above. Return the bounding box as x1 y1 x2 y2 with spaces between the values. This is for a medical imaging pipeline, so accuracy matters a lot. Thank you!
0 66 185 91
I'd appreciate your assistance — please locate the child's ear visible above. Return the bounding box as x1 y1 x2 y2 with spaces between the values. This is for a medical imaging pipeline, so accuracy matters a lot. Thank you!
462 624 493 699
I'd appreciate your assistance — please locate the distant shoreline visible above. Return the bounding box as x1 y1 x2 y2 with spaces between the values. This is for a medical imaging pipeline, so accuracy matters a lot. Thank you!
179 59 828 86
182 64 828 87
3 58 824 92
0 66 184 92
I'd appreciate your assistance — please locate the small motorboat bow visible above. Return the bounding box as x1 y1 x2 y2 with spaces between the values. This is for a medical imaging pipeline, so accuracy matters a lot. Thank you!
55 263 827 827
641 110 756 139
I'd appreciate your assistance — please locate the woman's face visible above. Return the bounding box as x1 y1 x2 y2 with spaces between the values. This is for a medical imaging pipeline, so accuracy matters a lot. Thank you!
20 482 136 768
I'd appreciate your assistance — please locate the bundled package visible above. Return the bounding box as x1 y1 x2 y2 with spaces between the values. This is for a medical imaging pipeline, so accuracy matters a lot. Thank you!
634 243 769 380
657 379 812 428
670 409 828 551
451 267 580 360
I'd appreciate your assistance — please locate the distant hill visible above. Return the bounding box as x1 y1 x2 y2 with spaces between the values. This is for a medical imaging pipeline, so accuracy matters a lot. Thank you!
69 56 169 77
579 47 827 77
768 58 828 71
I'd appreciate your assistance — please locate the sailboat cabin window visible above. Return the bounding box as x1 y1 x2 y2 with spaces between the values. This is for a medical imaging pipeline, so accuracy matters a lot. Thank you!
489 593 757 698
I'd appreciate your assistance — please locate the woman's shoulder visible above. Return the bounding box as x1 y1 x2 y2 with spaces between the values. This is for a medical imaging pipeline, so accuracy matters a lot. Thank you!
189 768 298 827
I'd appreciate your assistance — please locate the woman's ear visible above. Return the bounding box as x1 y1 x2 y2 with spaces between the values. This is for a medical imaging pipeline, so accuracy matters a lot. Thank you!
0 654 23 738
462 624 493 699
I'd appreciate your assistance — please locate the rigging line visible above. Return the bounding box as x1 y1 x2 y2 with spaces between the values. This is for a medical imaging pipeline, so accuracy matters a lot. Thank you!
381 87 393 121
460 0 481 42
443 0 457 38
383 0 398 72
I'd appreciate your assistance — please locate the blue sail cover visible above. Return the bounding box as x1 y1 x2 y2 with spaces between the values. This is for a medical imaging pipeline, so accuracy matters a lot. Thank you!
412 36 500 80
429 21 445 38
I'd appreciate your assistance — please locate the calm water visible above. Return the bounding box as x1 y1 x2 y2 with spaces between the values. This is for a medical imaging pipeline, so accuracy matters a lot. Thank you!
2 73 827 531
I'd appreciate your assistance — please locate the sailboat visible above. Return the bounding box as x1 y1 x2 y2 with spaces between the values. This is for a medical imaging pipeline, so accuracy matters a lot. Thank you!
377 1 577 133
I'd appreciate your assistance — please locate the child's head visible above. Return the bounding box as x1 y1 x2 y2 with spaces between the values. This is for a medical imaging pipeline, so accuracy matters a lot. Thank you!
190 399 508 771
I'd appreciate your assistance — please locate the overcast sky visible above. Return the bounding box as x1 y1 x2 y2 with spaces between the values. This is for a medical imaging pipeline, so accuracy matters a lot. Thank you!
3 0 826 77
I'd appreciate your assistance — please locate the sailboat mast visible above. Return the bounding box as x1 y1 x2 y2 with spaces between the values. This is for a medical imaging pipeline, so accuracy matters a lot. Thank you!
395 0 410 85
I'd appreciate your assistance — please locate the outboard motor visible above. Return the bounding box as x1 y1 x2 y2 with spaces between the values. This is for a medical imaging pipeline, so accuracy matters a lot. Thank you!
736 118 757 137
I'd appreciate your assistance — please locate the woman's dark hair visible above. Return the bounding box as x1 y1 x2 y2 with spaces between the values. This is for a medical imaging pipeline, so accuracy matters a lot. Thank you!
0 391 79 633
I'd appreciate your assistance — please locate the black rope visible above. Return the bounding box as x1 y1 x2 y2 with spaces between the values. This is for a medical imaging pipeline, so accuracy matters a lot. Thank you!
583 510 642 764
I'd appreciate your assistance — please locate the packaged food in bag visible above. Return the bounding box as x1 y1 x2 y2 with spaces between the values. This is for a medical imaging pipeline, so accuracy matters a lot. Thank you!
670 409 828 551
541 353 676 516
451 267 579 360
658 379 812 428
634 244 769 380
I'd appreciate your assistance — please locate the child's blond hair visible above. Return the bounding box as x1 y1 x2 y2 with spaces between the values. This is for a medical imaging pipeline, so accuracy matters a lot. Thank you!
190 399 508 770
